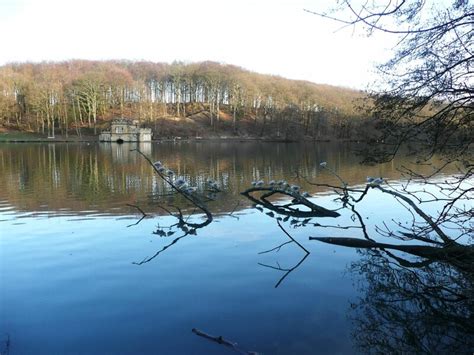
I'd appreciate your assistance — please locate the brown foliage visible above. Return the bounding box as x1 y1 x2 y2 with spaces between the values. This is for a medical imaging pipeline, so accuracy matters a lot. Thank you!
0 60 367 139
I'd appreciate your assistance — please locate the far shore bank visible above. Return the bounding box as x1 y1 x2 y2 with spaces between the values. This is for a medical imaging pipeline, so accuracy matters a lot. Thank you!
0 131 364 144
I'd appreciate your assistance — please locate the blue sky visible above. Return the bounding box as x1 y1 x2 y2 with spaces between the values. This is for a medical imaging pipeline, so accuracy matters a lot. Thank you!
0 0 395 89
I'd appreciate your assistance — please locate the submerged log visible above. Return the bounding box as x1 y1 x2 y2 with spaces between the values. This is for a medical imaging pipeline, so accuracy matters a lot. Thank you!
309 236 474 270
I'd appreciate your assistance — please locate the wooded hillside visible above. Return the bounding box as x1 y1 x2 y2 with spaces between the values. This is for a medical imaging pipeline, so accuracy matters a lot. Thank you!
0 60 371 139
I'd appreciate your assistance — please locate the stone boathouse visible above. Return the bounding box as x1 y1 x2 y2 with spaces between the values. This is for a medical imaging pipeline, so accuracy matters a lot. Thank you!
99 118 152 143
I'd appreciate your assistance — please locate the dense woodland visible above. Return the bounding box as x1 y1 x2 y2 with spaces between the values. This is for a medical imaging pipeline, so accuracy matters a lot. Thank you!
0 60 369 139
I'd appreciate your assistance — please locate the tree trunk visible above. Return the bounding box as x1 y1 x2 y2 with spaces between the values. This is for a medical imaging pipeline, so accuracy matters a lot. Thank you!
233 104 237 133
72 98 80 136
92 99 97 135
36 112 40 133
41 113 45 134
64 102 69 138
76 96 83 125
176 84 181 117
120 88 124 117
210 101 214 128
216 91 220 123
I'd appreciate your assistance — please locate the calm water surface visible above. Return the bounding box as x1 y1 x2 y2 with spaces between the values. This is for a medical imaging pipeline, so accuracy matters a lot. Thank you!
0 142 471 354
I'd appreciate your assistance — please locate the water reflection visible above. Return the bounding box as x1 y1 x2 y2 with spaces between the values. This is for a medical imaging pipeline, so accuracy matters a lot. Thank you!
1 142 470 354
257 220 310 288
0 141 455 220
132 211 210 265
350 250 474 354
236 156 473 350
99 142 153 164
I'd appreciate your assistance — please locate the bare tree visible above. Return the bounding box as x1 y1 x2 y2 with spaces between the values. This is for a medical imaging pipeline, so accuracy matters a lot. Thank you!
306 1 473 164
301 1 473 258
349 250 473 354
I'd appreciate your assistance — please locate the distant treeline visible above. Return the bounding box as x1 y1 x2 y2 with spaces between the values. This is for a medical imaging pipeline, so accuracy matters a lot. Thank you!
0 60 371 139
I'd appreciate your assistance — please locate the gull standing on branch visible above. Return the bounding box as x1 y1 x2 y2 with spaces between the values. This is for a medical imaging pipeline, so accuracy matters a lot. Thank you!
367 177 384 186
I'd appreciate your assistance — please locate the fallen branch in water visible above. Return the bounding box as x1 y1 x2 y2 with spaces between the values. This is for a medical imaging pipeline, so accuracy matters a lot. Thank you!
241 187 340 218
191 328 260 355
129 149 218 264
132 148 213 223
309 236 474 271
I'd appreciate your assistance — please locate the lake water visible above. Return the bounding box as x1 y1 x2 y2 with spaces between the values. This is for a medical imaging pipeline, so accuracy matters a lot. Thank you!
0 142 472 354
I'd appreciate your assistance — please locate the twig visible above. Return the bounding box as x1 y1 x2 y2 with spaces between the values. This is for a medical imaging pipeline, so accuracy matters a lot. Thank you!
257 220 311 287
259 253 310 288
227 201 241 219
376 186 454 245
126 203 149 227
277 219 310 254
258 240 293 254
191 328 260 355
133 233 191 265
126 203 148 217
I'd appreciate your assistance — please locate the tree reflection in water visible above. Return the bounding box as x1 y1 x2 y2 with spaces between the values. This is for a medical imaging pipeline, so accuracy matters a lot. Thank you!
242 185 340 287
307 168 473 352
133 148 473 350
241 162 473 351
350 250 473 354
257 219 310 288
131 149 216 265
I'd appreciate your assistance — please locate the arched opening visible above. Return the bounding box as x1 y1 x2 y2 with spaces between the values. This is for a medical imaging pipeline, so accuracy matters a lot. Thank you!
116 138 124 144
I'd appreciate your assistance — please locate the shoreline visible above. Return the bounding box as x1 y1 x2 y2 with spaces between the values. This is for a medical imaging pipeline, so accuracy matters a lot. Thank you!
0 132 362 144
0 137 358 144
